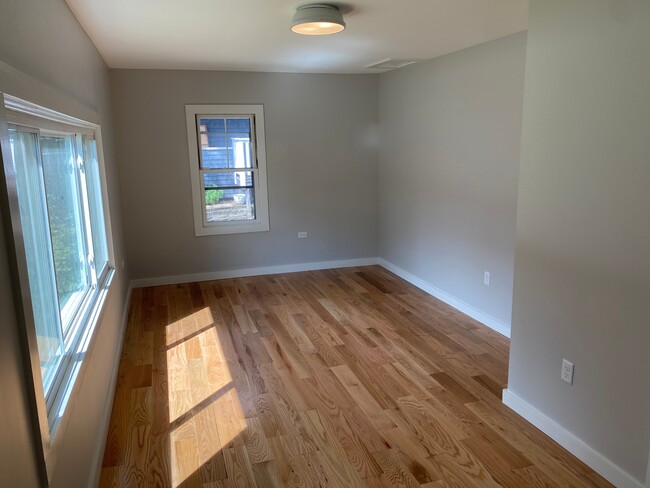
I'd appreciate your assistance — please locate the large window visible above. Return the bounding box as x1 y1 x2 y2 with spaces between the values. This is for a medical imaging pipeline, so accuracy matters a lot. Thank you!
1 95 114 441
185 104 269 235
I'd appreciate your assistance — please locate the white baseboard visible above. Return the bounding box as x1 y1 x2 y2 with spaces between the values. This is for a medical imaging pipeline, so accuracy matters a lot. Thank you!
503 389 645 488
88 283 133 488
377 258 511 338
132 256 512 339
130 257 380 288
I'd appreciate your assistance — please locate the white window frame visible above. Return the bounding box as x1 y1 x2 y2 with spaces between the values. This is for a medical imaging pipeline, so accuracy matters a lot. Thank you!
0 93 116 482
185 104 270 236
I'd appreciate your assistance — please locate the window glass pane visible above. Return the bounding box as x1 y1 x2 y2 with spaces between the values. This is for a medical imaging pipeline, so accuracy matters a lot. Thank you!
200 133 229 169
203 171 256 222
10 130 64 393
200 118 225 132
226 118 250 132
199 117 253 170
228 134 253 169
40 135 89 330
82 137 109 276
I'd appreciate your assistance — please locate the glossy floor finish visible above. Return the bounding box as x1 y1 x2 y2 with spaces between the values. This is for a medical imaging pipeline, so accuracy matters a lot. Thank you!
99 266 611 487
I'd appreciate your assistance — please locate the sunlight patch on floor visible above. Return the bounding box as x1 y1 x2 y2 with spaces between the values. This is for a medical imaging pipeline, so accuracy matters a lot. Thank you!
165 306 215 346
165 306 246 487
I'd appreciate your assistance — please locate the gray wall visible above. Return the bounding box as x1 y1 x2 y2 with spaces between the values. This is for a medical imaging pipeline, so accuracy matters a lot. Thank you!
377 33 527 328
508 0 650 482
110 70 379 281
0 0 129 486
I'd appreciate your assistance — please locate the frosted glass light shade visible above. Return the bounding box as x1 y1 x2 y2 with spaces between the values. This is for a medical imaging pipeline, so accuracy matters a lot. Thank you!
291 4 346 35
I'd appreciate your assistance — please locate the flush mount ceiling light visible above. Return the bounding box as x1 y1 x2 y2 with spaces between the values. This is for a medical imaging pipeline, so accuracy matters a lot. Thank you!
291 4 346 35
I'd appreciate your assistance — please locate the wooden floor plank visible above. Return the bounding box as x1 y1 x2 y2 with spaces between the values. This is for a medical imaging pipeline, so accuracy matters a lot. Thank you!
100 267 611 487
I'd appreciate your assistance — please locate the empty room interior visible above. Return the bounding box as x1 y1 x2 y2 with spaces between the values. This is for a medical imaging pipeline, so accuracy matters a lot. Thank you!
1 0 649 487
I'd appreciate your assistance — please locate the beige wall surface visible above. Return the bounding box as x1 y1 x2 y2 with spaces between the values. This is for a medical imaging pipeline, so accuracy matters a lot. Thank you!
0 0 129 486
110 69 379 281
377 32 527 328
508 0 650 481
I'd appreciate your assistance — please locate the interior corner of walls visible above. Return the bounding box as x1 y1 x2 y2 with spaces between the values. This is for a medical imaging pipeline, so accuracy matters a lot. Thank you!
503 389 646 488
377 258 511 338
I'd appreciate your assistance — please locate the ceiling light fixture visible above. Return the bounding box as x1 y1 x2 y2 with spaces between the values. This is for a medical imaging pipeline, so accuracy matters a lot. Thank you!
291 4 346 36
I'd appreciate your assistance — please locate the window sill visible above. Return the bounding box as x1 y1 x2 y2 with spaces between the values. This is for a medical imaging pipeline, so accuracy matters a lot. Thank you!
195 221 270 236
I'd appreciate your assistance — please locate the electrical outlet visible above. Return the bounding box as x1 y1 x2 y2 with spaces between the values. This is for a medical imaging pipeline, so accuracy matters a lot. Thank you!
298 232 308 239
484 271 490 286
561 359 574 384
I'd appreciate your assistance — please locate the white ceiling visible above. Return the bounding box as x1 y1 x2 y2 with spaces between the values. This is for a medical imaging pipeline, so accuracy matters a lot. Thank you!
65 0 528 74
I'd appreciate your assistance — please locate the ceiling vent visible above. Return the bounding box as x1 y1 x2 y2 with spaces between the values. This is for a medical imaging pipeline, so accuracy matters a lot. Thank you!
366 58 419 71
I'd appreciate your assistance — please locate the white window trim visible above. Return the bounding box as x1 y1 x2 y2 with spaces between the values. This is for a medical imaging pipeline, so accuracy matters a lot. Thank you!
0 93 116 484
185 104 270 236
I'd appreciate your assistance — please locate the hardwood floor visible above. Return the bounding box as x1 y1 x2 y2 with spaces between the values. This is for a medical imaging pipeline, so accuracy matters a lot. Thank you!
99 266 611 487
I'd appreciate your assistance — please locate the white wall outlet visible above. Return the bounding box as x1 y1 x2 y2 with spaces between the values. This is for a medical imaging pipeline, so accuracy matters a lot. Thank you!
298 232 308 239
561 359 574 384
484 271 490 286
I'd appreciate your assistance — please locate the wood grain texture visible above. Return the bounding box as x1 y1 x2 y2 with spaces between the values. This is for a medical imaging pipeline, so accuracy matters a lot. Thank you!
100 266 610 487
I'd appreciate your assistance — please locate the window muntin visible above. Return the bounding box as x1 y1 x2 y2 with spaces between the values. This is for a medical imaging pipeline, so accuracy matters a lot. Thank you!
186 105 269 236
5 108 113 434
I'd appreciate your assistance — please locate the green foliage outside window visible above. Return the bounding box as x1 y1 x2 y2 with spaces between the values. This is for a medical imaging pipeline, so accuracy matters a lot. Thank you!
205 189 224 205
